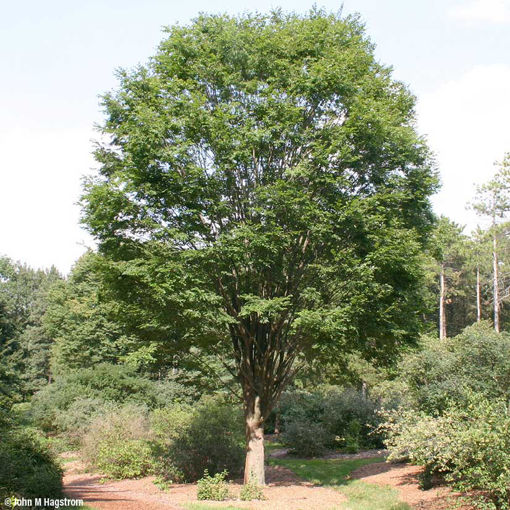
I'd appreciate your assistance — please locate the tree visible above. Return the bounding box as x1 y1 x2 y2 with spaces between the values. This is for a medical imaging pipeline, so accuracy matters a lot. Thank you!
44 252 145 376
471 153 510 332
464 227 492 324
428 217 466 339
0 257 61 396
81 10 437 484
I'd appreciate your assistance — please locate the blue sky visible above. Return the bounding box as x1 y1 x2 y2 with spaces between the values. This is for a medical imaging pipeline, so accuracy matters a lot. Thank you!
1 0 509 272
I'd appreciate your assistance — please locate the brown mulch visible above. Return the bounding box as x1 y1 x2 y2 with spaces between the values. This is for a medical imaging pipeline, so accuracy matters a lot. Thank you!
63 452 470 510
63 458 345 510
350 461 471 509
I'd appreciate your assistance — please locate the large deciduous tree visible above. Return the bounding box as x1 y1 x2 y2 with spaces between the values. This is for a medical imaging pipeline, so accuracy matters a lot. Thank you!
81 11 437 484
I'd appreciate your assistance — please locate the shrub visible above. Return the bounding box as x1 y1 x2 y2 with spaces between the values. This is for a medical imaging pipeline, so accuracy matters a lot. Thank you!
276 387 382 454
96 439 154 479
31 363 189 436
394 322 510 416
30 364 182 433
150 404 194 444
54 397 116 446
321 387 383 449
281 419 332 457
0 427 63 501
382 395 510 509
81 404 155 479
152 396 244 483
240 481 265 501
276 390 325 425
197 470 230 501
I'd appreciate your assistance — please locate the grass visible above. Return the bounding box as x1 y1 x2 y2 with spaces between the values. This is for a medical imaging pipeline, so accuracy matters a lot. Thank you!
264 440 284 454
270 457 411 510
184 505 244 510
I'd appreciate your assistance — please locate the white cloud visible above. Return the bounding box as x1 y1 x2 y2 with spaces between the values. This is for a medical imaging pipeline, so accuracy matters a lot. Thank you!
449 0 510 24
416 64 510 232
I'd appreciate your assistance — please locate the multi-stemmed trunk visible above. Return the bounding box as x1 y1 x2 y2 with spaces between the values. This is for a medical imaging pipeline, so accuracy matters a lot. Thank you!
243 394 266 485
232 327 296 486
439 263 447 339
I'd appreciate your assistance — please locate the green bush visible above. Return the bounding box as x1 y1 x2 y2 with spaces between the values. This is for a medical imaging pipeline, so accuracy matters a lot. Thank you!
0 427 63 501
275 387 382 455
281 419 332 457
197 470 230 501
96 439 155 479
382 395 510 509
81 404 156 479
394 322 510 415
240 480 265 501
54 397 116 446
152 396 244 483
277 389 325 423
321 387 383 449
30 363 188 433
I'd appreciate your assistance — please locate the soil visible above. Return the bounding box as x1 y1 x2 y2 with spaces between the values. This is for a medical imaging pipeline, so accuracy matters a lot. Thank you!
62 451 467 510
350 461 469 509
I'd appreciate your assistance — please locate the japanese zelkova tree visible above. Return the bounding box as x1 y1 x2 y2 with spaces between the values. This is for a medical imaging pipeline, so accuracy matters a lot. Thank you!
82 11 437 484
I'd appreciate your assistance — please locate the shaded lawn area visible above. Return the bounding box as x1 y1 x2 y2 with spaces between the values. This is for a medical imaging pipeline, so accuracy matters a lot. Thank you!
269 457 410 510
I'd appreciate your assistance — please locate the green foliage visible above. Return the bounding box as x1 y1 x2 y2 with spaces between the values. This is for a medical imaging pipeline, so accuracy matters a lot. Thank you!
196 470 230 501
96 439 155 479
0 427 63 501
276 387 382 455
81 11 437 466
379 323 510 509
321 387 382 449
30 363 180 433
281 419 331 457
0 256 62 396
153 396 244 483
239 480 265 501
394 322 510 414
53 397 116 446
44 252 144 375
81 404 155 479
382 396 510 509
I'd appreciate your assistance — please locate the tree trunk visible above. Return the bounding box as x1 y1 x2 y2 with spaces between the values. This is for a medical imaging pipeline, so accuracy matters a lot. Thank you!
274 413 280 435
244 395 265 485
493 232 500 332
476 267 481 322
439 263 447 339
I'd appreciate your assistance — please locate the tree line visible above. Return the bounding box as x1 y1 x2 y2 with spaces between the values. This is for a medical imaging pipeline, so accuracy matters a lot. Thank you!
428 153 510 339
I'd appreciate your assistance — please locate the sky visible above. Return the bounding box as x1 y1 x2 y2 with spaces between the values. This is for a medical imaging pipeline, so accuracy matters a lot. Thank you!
1 0 509 273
